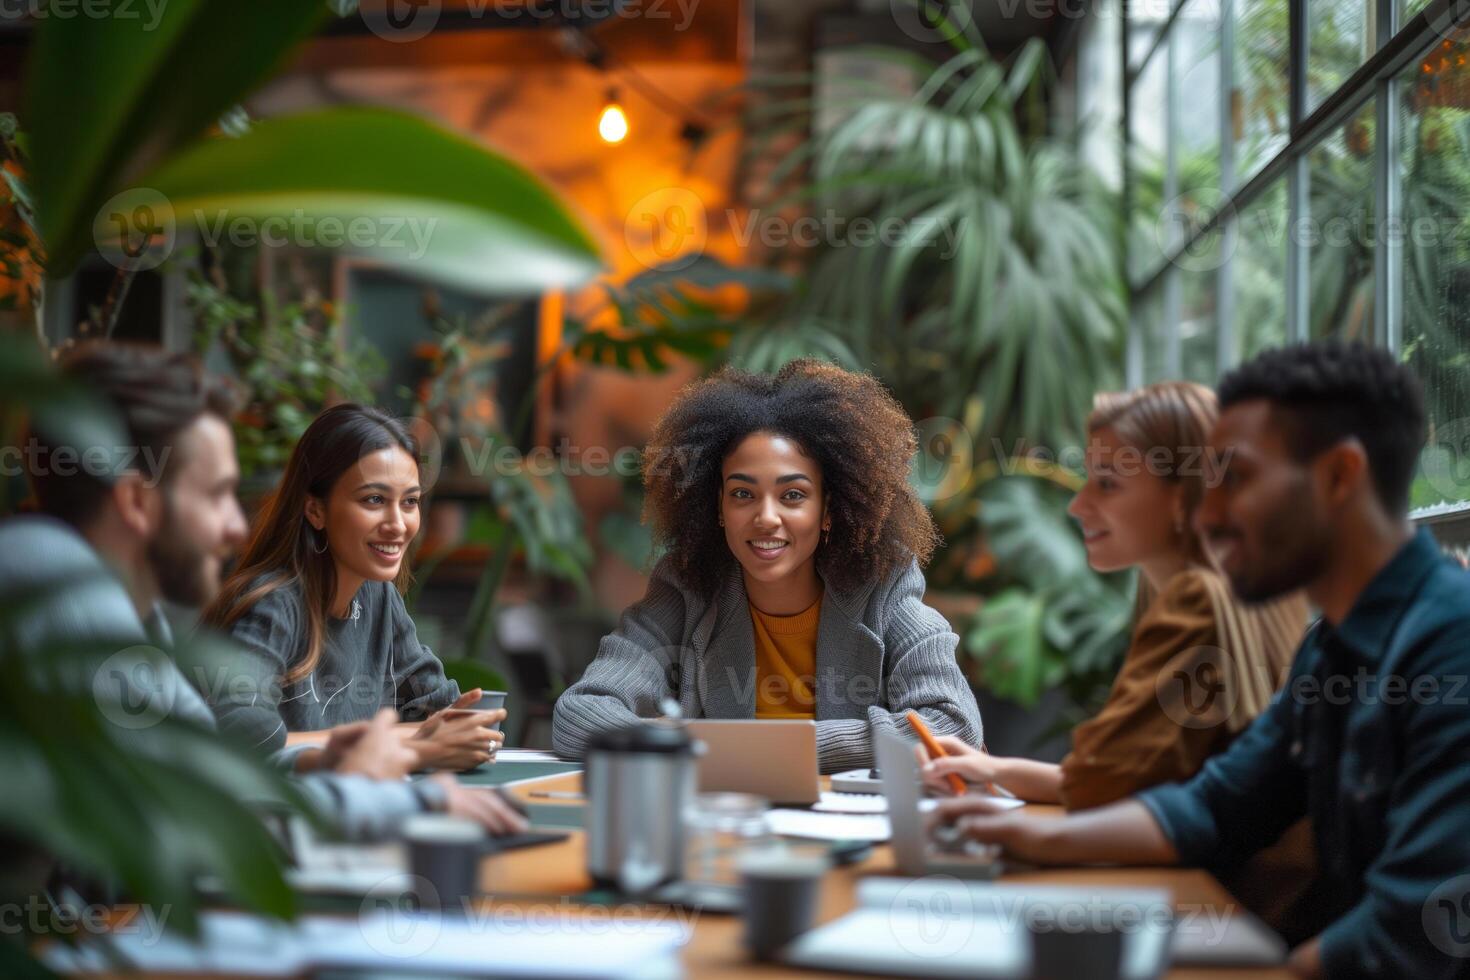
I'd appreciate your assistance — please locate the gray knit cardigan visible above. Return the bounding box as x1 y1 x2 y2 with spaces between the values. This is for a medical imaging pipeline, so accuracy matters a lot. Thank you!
551 555 983 772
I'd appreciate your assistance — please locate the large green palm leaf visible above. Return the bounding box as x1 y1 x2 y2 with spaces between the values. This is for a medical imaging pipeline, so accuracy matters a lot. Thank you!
734 41 1129 720
762 42 1123 449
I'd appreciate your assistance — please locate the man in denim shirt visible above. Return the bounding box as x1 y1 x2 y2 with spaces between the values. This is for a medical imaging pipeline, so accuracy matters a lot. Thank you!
935 343 1470 978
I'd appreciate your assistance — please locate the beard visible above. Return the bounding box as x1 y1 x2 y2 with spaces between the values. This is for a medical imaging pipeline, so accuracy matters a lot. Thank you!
145 495 217 608
1227 480 1331 604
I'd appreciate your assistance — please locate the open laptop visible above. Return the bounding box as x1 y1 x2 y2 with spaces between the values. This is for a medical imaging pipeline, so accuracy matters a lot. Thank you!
686 719 821 805
875 729 1007 879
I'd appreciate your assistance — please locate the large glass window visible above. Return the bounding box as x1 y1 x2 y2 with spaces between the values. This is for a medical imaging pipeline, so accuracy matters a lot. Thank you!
1234 0 1291 184
1077 0 1124 191
1129 0 1172 70
1307 99 1376 341
1176 0 1224 199
1308 0 1375 114
1120 0 1470 516
1232 178 1290 360
1129 49 1170 282
1180 258 1221 385
1402 29 1470 508
1139 286 1169 383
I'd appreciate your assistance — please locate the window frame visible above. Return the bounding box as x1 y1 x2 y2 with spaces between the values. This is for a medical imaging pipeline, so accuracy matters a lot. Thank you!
1121 0 1468 521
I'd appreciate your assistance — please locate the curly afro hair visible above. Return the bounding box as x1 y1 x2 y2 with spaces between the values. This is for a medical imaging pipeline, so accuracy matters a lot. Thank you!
1218 342 1426 513
641 359 940 599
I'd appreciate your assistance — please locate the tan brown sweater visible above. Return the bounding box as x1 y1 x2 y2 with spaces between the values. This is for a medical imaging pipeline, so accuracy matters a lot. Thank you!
1059 567 1305 811
1057 567 1316 933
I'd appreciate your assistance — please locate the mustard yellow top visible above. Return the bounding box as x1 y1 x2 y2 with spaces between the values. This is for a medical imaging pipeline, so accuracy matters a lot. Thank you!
750 593 822 719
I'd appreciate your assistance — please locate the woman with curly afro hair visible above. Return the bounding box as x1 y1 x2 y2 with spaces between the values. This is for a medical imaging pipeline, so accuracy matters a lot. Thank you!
552 359 982 771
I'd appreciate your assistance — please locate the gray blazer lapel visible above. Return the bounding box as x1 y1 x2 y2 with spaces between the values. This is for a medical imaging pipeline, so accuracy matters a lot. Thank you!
815 576 884 721
693 565 756 718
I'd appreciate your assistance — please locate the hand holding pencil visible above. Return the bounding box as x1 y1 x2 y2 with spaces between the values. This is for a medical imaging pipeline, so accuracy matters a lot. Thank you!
906 710 1011 798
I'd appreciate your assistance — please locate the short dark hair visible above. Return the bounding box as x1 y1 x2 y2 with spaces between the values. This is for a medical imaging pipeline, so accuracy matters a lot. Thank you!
29 341 240 527
1217 342 1426 514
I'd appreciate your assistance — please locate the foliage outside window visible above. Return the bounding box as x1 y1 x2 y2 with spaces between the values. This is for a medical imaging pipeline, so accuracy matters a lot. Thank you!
1236 0 1292 185
1308 100 1377 343
1233 178 1291 360
1402 29 1470 510
1308 0 1373 115
1125 0 1470 512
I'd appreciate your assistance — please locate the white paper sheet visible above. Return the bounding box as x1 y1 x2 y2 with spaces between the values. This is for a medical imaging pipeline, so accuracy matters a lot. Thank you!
766 808 891 841
494 748 567 763
812 791 889 814
46 908 689 977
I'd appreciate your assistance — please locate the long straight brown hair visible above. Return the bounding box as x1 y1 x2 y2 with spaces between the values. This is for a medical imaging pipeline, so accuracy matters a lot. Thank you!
204 404 419 684
1089 381 1307 724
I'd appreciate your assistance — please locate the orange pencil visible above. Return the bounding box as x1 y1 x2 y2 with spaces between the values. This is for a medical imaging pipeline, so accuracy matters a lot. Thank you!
906 710 968 795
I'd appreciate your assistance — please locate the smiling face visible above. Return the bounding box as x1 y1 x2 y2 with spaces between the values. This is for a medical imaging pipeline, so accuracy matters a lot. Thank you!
719 432 827 589
306 445 422 587
1066 425 1187 573
1195 399 1331 603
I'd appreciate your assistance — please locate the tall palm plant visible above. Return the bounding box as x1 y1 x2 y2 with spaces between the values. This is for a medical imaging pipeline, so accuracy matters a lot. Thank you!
754 42 1125 453
726 39 1133 717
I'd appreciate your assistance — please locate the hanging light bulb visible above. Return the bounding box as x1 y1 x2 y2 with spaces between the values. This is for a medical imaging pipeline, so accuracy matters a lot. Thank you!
598 89 629 144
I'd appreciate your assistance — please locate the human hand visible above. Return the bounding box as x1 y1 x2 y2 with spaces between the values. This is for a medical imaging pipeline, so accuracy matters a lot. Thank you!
927 796 1052 864
450 688 486 710
915 735 1000 795
414 689 485 739
410 708 506 771
323 708 419 780
1286 937 1322 978
431 776 529 836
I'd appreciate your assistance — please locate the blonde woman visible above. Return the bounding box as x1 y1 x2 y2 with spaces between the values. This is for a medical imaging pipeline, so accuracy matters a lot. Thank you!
923 382 1308 809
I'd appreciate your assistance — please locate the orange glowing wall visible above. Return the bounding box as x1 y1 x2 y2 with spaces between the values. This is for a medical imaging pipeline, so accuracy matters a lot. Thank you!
251 6 753 604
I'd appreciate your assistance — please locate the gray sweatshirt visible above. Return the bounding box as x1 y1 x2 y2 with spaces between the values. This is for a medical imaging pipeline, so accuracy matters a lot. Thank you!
0 515 444 841
212 577 460 752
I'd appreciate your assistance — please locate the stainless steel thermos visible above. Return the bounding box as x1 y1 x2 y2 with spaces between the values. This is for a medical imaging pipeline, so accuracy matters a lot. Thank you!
584 723 698 895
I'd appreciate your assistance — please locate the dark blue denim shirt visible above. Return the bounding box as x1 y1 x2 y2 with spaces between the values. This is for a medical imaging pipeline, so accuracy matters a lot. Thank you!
1139 529 1470 978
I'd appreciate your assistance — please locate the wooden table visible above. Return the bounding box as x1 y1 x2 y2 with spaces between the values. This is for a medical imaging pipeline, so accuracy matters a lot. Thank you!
485 772 1291 979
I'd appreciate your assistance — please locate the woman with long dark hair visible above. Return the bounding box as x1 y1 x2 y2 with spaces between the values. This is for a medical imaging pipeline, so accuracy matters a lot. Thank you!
552 359 983 772
204 404 500 771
